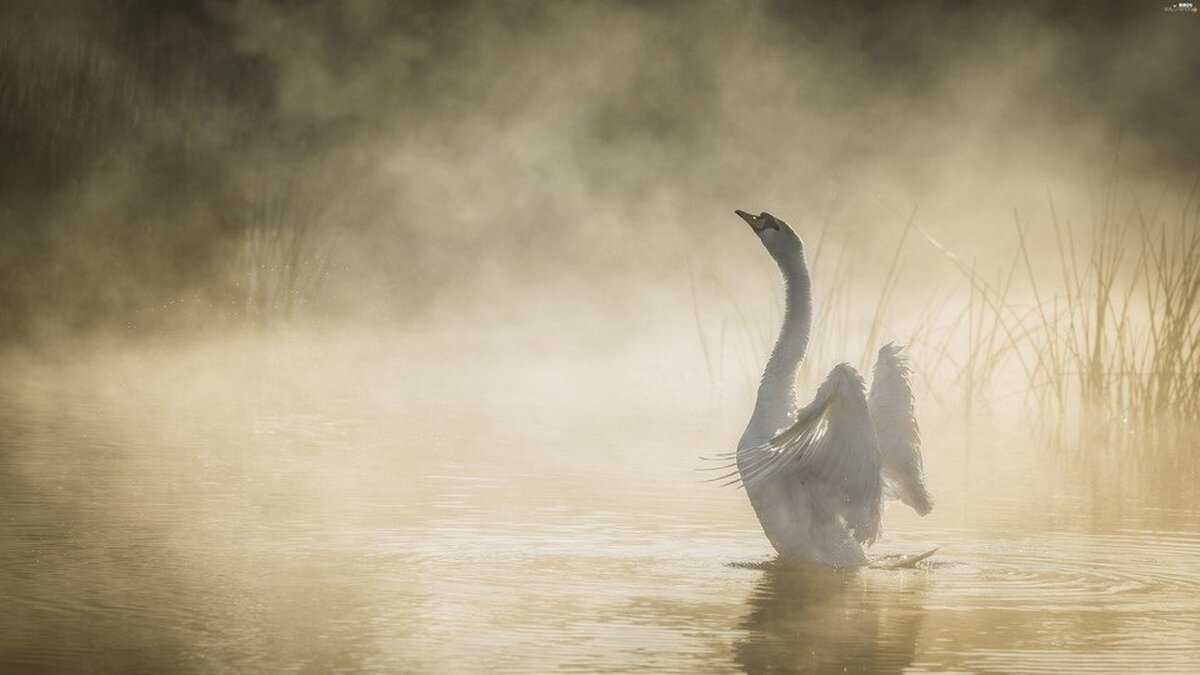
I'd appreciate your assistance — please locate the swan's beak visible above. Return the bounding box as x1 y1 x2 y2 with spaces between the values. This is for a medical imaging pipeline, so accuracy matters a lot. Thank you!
735 210 779 233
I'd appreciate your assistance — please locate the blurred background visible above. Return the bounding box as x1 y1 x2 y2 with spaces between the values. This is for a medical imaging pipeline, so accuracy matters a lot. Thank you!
2 1 1199 671
2 0 1197 339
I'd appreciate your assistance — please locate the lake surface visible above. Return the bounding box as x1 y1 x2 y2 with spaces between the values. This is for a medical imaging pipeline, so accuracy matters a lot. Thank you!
2 337 1199 672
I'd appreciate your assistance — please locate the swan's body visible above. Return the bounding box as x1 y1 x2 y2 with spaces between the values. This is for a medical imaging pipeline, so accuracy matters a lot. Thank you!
712 210 931 567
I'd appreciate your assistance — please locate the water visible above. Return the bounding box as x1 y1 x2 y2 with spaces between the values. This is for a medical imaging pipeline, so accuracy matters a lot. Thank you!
2 338 1199 672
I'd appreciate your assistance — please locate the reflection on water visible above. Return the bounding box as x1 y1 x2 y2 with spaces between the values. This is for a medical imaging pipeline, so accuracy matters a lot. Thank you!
2 341 1199 672
734 564 927 673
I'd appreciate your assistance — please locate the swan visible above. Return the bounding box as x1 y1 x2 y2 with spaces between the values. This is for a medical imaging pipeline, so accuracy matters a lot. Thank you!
707 210 933 567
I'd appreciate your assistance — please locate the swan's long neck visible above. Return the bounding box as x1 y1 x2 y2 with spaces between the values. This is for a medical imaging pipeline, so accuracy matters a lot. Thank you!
740 250 812 449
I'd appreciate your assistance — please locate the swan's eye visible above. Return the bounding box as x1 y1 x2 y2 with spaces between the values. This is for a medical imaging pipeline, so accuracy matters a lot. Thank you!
757 214 781 231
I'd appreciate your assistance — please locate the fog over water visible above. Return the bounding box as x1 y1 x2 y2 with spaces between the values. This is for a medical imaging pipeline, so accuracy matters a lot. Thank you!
2 1 1200 672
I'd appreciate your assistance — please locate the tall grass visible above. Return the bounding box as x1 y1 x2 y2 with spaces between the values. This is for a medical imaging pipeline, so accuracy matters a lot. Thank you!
0 27 147 185
694 189 1200 476
237 175 352 328
0 11 362 340
915 188 1200 463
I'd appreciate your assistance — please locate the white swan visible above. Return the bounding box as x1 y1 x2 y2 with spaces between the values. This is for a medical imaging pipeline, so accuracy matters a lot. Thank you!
708 210 932 567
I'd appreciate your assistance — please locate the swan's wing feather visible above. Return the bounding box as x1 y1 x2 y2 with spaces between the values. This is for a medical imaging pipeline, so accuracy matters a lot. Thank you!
738 364 883 543
868 343 932 515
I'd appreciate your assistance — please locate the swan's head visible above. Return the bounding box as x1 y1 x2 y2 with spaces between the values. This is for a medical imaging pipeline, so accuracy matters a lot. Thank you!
735 210 803 262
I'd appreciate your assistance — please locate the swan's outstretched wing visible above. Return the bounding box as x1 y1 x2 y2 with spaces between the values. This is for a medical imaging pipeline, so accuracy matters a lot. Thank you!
733 363 883 545
868 343 932 515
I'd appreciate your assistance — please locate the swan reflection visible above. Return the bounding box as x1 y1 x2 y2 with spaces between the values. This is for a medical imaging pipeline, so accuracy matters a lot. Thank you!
733 561 928 673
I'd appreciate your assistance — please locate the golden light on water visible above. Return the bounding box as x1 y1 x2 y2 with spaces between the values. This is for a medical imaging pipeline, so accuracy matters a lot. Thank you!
3 2 1200 672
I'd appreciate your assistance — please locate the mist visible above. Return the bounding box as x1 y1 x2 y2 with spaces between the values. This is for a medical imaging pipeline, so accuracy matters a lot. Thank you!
3 0 1197 340
3 1 1200 672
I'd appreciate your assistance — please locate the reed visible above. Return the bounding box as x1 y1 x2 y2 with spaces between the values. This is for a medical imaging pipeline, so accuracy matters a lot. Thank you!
913 187 1200 461
237 174 349 327
697 187 1200 479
